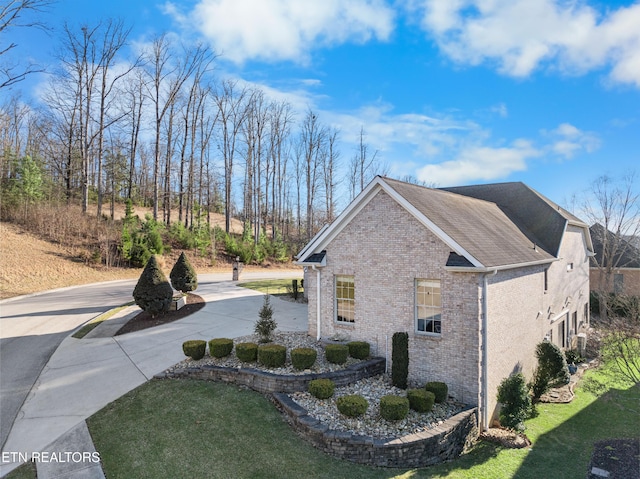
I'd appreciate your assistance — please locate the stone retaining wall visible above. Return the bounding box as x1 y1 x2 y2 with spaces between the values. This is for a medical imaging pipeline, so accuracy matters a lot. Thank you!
158 357 386 394
159 357 478 468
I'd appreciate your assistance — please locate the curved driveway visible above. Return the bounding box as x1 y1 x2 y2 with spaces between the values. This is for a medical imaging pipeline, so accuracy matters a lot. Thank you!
0 271 303 455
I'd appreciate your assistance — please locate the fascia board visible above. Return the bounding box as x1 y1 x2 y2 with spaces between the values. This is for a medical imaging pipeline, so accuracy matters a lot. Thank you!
445 257 557 273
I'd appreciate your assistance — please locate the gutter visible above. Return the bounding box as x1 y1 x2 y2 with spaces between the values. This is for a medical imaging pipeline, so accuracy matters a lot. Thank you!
446 257 557 274
481 269 497 431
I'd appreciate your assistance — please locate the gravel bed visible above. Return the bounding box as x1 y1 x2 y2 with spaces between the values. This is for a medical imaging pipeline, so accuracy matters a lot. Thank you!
168 331 466 439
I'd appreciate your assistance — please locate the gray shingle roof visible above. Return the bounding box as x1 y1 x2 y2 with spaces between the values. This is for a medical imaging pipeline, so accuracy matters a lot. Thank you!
590 224 640 269
382 178 557 268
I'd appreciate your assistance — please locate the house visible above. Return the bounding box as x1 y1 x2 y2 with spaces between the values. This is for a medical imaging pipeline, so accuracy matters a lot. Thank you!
589 223 640 297
296 176 593 429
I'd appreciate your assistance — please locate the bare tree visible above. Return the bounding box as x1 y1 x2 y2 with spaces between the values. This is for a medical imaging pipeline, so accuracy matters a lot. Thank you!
0 0 53 88
323 127 340 224
581 172 639 319
300 109 328 241
349 126 388 200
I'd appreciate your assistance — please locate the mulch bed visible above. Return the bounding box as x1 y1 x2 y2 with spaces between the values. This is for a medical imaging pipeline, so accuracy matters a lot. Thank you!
115 293 205 335
587 438 639 479
480 428 531 449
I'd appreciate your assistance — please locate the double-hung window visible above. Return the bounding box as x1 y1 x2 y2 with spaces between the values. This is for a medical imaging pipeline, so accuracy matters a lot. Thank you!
335 275 355 323
416 279 441 335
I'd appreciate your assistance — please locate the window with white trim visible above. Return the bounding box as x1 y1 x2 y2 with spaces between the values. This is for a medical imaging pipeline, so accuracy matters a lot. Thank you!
416 279 441 335
335 275 355 323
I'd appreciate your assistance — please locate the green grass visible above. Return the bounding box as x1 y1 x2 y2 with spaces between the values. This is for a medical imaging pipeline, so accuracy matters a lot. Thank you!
2 461 36 479
72 302 135 338
238 278 303 296
88 362 639 479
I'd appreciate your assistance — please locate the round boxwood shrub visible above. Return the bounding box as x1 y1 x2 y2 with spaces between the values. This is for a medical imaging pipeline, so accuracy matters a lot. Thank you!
235 342 258 362
208 338 233 358
347 341 370 360
336 395 368 418
425 381 448 403
308 378 335 399
325 344 349 364
407 388 435 413
291 347 317 370
380 395 410 421
182 340 206 360
257 344 286 368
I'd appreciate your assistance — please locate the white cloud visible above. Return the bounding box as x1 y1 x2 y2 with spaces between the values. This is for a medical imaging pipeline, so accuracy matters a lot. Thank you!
415 139 540 185
413 0 640 87
544 122 600 159
166 0 394 64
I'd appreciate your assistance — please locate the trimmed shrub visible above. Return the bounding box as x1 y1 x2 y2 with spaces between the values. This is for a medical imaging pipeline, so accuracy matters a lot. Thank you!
347 341 370 360
391 332 409 389
170 252 198 293
208 338 233 358
336 395 368 418
291 347 317 370
325 343 349 364
132 255 174 316
308 378 335 399
497 373 532 431
255 295 277 343
257 344 286 368
530 341 570 401
235 342 258 362
380 395 410 421
407 388 435 413
425 381 448 403
182 340 206 360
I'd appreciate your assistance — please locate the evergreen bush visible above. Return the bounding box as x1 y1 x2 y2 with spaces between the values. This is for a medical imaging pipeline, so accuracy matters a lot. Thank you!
182 340 206 360
132 255 173 316
208 338 233 358
380 395 410 421
235 342 258 362
407 389 435 413
336 395 368 417
347 341 370 359
425 381 448 403
291 347 317 370
325 344 349 364
257 344 286 368
255 295 277 343
308 379 335 399
497 373 532 431
170 252 198 293
530 341 570 401
391 332 409 389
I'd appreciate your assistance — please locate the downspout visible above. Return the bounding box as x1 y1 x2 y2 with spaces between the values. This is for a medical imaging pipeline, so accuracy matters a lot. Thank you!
312 265 321 341
481 270 497 431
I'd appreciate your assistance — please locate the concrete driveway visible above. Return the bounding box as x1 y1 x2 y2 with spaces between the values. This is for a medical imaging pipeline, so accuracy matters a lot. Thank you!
0 271 306 476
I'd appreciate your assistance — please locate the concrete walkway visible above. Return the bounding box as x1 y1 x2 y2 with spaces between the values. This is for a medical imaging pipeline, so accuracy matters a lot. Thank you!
0 274 307 477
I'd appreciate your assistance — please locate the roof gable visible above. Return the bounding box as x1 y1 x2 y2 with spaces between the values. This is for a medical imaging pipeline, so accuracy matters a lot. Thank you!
590 223 640 269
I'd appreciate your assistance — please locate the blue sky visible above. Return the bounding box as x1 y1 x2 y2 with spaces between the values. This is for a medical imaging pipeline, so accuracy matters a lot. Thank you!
5 0 640 209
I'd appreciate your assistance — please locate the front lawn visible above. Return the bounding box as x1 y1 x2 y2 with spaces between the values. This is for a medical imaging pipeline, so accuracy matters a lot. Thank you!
86 360 639 478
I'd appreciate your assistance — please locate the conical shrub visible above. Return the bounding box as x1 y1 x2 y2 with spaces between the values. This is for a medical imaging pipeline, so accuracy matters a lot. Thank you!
170 252 198 293
133 255 173 316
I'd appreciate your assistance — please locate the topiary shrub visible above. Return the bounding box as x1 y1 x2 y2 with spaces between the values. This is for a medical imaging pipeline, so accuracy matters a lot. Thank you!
325 344 349 364
336 395 368 418
425 381 448 403
255 295 277 343
257 344 286 368
497 373 532 431
380 395 410 421
208 338 233 358
308 378 335 399
182 340 206 360
170 251 198 293
236 342 258 362
133 255 174 316
407 388 435 413
530 341 571 401
291 347 317 370
391 332 409 389
347 341 370 359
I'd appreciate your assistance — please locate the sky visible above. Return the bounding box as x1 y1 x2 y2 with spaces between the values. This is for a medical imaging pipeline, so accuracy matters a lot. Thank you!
4 0 640 211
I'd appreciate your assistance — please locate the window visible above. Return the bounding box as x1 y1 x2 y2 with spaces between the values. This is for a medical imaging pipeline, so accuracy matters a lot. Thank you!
572 311 578 334
335 275 355 323
543 268 548 292
567 262 574 272
416 279 441 334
